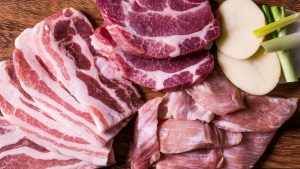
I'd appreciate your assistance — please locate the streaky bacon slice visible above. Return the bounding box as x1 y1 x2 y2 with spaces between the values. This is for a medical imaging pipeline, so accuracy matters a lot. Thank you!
158 91 214 123
156 149 224 169
129 97 163 169
158 119 242 154
213 95 298 132
33 8 142 132
91 27 215 91
0 116 96 169
222 132 275 169
0 60 113 165
186 72 245 116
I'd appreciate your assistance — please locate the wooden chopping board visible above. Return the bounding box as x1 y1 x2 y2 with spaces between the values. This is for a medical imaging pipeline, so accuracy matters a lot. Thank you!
0 0 300 168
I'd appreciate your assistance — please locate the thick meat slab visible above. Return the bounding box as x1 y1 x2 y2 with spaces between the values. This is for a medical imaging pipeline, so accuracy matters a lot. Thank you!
96 0 220 58
33 8 142 132
0 116 96 169
91 27 214 91
129 97 163 169
186 72 245 116
156 149 224 169
222 132 275 169
158 119 242 154
213 95 298 132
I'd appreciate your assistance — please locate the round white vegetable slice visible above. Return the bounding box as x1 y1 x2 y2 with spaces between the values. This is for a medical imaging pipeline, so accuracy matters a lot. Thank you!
217 48 281 95
216 0 265 59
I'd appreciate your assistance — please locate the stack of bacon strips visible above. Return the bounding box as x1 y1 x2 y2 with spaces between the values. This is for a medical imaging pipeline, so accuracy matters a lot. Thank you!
0 8 143 168
129 72 298 169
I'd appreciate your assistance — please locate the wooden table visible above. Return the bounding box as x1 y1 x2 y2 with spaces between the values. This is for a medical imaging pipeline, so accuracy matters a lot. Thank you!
0 0 299 168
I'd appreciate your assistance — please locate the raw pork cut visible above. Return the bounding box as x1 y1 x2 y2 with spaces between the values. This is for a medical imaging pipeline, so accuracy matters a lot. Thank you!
186 72 245 116
0 60 113 165
222 132 275 169
156 149 224 169
33 8 142 132
91 27 214 90
0 116 95 169
213 95 298 132
129 97 163 169
158 91 214 122
96 0 220 58
158 119 242 154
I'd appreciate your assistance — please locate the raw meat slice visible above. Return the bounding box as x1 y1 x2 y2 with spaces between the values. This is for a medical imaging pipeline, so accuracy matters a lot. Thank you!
186 72 245 116
33 8 142 132
158 119 242 154
213 95 298 132
156 149 224 169
0 116 96 169
96 0 220 58
130 97 163 169
222 132 275 169
158 91 214 123
91 27 215 91
0 60 113 165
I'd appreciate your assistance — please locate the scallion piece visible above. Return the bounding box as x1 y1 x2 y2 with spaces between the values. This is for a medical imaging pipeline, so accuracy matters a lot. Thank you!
261 32 300 52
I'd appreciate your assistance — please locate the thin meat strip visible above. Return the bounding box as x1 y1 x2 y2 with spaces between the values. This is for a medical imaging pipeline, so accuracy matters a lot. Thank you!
0 116 96 169
96 0 220 58
33 8 142 131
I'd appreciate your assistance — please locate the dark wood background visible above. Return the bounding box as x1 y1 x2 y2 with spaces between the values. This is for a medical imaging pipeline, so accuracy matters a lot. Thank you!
0 0 299 168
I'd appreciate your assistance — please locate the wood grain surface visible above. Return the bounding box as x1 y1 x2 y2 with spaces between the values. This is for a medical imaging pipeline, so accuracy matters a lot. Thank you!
0 0 300 168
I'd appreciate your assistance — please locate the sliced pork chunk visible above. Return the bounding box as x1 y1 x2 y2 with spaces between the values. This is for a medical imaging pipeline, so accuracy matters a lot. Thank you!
0 116 96 169
158 91 214 122
96 0 220 58
156 149 224 169
158 119 242 154
222 132 275 169
213 95 298 132
130 97 163 169
91 27 214 91
33 8 142 132
0 60 113 165
186 72 245 116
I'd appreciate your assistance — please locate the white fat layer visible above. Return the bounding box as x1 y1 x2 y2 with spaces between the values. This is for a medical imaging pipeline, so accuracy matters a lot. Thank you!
214 120 252 132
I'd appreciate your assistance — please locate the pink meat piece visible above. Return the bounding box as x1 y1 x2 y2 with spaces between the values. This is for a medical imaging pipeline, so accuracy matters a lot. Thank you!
91 27 214 91
186 72 245 116
33 8 142 132
213 95 298 132
156 149 224 169
158 119 242 154
96 0 220 59
158 91 214 123
0 116 96 169
222 132 275 169
129 97 163 169
0 60 114 166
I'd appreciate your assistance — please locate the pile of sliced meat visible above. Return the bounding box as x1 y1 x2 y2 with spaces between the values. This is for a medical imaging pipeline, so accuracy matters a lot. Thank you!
130 72 298 169
92 0 220 90
0 8 143 168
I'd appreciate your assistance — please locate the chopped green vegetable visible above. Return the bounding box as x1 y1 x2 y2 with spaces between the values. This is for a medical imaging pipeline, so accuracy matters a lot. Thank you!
261 32 300 52
253 11 300 38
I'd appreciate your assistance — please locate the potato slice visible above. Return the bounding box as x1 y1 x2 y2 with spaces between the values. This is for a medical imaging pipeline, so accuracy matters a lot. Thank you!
217 48 281 95
216 0 265 59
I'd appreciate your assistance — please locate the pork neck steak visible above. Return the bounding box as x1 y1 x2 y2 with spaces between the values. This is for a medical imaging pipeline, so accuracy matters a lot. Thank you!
96 0 220 58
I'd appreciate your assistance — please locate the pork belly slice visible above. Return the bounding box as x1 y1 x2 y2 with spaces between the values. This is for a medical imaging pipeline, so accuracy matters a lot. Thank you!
158 119 242 154
0 116 97 169
158 91 214 123
91 27 214 91
129 97 163 169
0 60 114 166
156 149 224 169
186 72 245 116
222 132 275 169
96 0 220 58
213 95 298 132
33 8 142 132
